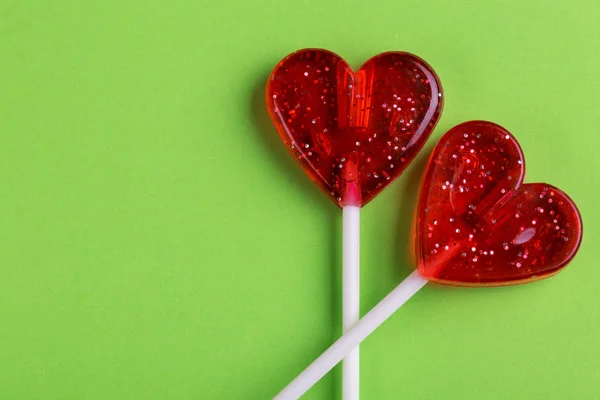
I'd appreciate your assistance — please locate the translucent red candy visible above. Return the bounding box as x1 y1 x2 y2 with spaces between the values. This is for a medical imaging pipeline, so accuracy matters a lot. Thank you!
266 49 443 207
416 121 583 286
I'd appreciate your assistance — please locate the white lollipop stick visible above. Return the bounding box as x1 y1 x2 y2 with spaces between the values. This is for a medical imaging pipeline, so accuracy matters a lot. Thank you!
342 206 360 400
273 270 428 400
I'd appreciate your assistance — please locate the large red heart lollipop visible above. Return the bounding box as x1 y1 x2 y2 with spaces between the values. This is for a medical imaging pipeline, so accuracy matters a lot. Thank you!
267 49 444 400
416 121 583 286
266 49 443 207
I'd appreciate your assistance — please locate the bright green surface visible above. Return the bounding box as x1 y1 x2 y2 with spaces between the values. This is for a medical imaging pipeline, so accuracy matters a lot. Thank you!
1 1 599 399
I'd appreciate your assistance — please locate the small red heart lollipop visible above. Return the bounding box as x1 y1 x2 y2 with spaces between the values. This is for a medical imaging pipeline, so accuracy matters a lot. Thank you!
273 122 584 400
266 49 443 207
416 121 583 286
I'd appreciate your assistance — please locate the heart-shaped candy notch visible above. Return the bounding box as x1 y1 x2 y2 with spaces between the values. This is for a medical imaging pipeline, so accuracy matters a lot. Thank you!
266 49 443 207
416 121 583 286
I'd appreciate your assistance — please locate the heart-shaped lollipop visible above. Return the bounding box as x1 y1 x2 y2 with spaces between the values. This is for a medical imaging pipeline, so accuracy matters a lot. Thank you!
416 121 583 285
267 49 444 400
266 49 443 207
273 121 583 400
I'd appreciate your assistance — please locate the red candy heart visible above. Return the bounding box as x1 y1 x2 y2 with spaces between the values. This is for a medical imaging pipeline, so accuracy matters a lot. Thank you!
266 49 443 207
416 121 583 286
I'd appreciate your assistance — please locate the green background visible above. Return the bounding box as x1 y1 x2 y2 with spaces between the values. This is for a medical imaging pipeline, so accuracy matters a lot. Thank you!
1 1 599 399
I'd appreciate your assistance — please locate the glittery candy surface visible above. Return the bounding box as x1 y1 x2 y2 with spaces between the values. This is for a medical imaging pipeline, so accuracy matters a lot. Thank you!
416 121 583 286
266 49 443 207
